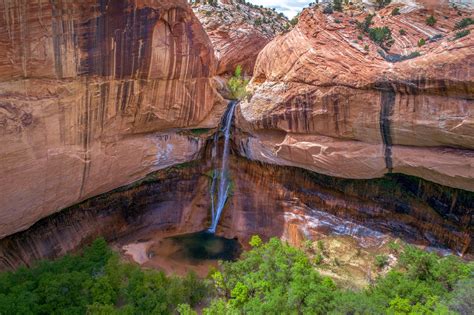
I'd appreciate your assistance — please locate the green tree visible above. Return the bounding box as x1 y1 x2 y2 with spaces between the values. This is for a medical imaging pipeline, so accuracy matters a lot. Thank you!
227 65 249 100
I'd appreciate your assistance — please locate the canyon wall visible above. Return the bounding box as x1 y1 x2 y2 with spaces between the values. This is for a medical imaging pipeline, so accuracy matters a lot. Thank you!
192 0 289 75
0 0 225 238
237 3 474 191
0 154 471 270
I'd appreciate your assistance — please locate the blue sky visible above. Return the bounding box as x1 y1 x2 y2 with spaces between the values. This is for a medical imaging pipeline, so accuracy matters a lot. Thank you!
246 0 313 19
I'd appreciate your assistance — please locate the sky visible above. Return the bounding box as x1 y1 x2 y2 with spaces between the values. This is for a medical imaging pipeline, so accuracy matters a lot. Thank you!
246 0 313 19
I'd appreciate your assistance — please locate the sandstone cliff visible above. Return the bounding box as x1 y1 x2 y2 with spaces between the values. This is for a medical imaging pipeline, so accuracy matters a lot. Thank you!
237 2 474 191
192 0 289 75
0 0 225 238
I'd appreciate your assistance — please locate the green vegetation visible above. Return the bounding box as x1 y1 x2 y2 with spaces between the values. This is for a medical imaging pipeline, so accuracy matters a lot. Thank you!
454 29 470 40
227 65 249 100
1 237 472 314
368 26 393 48
399 28 407 35
375 254 390 269
375 0 391 9
356 14 374 33
205 238 473 314
455 17 474 30
391 7 400 16
323 4 334 15
290 16 298 26
0 239 209 314
426 15 437 26
333 0 343 12
418 38 426 46
189 128 211 136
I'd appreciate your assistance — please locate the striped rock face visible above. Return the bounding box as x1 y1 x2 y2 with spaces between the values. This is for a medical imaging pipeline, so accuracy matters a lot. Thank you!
0 0 225 238
237 4 474 192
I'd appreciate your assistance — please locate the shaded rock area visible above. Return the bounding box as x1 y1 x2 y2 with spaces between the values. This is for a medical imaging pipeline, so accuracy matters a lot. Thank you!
0 140 472 271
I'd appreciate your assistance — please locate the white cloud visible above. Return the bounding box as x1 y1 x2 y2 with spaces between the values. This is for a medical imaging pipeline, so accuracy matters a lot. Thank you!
246 0 313 19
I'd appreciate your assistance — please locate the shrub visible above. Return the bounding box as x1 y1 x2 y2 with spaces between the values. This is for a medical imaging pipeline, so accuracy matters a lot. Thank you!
356 14 374 33
454 17 474 29
333 0 343 12
399 28 406 35
358 34 363 40
227 65 249 100
418 38 426 46
323 4 334 14
388 240 402 253
391 7 400 16
426 15 437 26
368 26 392 47
375 254 390 269
375 0 391 9
290 17 298 26
453 29 470 40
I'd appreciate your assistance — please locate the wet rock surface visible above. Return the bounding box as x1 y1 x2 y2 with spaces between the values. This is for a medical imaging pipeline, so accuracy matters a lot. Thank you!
0 145 471 271
0 0 225 238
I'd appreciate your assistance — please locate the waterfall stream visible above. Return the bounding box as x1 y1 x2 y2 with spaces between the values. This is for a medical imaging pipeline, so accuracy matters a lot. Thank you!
208 101 238 233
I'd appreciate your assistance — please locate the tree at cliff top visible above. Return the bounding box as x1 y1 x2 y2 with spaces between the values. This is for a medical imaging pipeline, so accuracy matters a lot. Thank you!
228 65 249 100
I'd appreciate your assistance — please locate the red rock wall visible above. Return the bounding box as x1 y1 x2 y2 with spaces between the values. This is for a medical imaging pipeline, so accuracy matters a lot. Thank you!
237 4 474 191
0 0 225 238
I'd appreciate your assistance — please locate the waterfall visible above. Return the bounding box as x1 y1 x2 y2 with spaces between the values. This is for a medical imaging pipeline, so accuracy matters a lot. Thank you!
208 101 238 233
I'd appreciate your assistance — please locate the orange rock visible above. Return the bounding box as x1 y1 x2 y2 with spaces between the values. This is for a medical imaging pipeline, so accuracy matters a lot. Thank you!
0 0 225 238
237 4 474 191
192 0 289 75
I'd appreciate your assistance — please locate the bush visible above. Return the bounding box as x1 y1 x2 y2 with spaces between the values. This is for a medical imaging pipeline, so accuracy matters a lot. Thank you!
333 0 343 12
399 28 406 35
375 254 390 269
368 26 393 48
391 7 400 16
418 38 426 46
455 17 474 30
227 65 249 100
323 4 334 14
454 29 470 40
375 0 391 9
426 15 437 26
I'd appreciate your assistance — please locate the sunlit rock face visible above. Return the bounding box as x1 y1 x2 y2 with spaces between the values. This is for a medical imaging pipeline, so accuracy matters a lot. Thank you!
192 0 289 75
0 0 225 238
237 3 474 191
0 153 471 271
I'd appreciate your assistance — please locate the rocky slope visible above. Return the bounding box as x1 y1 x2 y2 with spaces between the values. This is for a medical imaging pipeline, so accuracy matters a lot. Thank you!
237 2 474 191
0 0 225 238
192 0 289 75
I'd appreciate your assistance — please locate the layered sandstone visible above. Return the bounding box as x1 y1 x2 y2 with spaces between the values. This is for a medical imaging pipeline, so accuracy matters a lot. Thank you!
192 0 289 75
237 2 474 191
0 0 225 238
1 155 471 270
